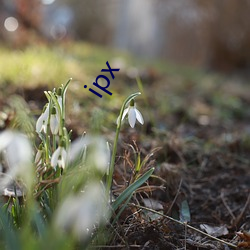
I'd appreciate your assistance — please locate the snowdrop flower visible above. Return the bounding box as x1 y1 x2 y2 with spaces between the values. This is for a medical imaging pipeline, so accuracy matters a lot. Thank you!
120 99 144 128
36 103 50 133
50 106 60 135
54 182 109 240
88 137 110 173
51 143 67 169
0 130 33 190
67 135 110 173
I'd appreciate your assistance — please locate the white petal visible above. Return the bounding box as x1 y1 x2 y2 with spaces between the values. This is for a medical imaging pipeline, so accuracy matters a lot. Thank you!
58 159 64 169
128 107 136 128
60 148 67 169
93 138 110 172
68 137 88 163
6 134 32 170
121 108 129 121
0 131 33 190
117 107 129 125
55 195 79 232
51 147 61 168
36 113 45 133
50 114 59 135
135 109 144 125
0 130 13 151
35 150 42 164
55 183 109 240
41 122 47 134
116 116 120 125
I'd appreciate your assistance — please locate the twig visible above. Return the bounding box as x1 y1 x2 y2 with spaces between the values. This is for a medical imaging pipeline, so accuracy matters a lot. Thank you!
221 190 236 221
184 221 187 250
130 203 237 249
166 178 183 215
233 192 250 227
89 245 141 248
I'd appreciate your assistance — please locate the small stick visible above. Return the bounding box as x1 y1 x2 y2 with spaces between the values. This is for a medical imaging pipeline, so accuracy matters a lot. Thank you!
130 203 237 249
233 192 250 227
221 190 236 221
166 178 183 215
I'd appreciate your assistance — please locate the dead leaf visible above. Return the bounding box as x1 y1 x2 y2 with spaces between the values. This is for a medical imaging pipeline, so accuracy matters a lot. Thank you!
237 231 250 248
200 224 229 237
142 198 164 221
143 198 163 211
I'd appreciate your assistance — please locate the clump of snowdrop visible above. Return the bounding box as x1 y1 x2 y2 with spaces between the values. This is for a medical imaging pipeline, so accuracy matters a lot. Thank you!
34 80 112 199
34 81 72 198
0 75 154 249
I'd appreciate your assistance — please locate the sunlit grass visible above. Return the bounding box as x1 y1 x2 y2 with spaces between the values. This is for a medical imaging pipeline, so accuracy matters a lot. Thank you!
0 41 248 131
0 42 130 87
0 45 68 86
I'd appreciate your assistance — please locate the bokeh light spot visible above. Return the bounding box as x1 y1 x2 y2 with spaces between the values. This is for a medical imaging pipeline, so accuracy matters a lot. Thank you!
4 17 19 32
41 0 55 5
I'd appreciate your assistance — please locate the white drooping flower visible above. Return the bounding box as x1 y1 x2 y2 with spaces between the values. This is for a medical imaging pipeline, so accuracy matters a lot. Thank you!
0 130 33 190
54 182 109 240
67 136 110 173
119 99 144 128
51 144 67 169
36 103 50 134
88 137 110 173
50 106 60 135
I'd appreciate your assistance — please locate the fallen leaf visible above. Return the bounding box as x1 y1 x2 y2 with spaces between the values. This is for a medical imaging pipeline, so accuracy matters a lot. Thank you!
142 198 164 221
237 231 250 248
200 224 229 237
143 198 163 210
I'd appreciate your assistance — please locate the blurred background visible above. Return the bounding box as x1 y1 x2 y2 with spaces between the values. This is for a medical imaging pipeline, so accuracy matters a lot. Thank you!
0 2 250 249
1 0 250 73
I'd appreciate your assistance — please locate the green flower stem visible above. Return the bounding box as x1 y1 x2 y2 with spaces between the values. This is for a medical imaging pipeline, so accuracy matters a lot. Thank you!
106 92 141 197
44 95 53 164
52 134 56 152
61 78 72 127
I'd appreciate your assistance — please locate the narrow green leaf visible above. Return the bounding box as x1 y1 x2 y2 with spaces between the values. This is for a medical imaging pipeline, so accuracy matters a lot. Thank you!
179 199 191 222
112 193 133 225
32 210 45 237
0 208 21 250
112 167 154 211
135 152 141 172
62 78 72 98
